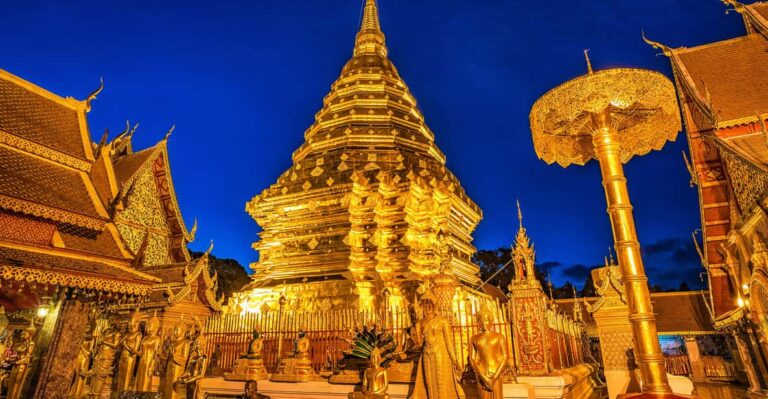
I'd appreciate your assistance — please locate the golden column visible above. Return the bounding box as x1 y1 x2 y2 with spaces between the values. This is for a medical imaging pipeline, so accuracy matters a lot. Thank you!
529 52 681 396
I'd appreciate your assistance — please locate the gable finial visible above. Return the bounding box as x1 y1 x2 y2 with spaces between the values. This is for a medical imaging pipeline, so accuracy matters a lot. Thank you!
583 49 593 74
163 124 176 141
641 29 674 57
85 77 104 112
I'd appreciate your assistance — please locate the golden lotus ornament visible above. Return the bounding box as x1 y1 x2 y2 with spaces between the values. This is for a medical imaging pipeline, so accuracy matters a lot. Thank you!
529 56 682 397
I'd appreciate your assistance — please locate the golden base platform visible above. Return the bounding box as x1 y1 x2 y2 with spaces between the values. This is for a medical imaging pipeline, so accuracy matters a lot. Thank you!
224 357 269 381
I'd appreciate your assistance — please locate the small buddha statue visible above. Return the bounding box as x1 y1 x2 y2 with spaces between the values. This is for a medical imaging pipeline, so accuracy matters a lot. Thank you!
293 329 310 360
179 329 208 399
246 330 264 359
116 312 143 392
226 330 269 381
349 347 389 399
468 311 509 399
69 324 96 399
270 329 315 382
89 325 122 397
135 315 162 392
6 322 37 399
163 319 190 399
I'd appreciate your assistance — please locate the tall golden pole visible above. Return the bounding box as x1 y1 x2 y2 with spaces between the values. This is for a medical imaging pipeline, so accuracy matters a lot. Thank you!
591 108 669 394
529 55 683 397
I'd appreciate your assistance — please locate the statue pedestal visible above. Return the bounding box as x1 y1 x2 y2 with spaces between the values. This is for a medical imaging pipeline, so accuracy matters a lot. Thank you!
385 361 415 383
224 357 269 381
270 357 318 383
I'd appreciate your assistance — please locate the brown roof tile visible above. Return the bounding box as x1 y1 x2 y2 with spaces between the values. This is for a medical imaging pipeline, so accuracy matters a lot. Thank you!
89 156 113 208
0 75 87 159
675 35 768 125
58 229 124 259
750 3 768 24
113 147 157 187
556 291 714 336
0 146 101 220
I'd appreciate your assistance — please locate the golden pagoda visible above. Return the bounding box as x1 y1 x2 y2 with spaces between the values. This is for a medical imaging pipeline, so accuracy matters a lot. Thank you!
237 0 482 312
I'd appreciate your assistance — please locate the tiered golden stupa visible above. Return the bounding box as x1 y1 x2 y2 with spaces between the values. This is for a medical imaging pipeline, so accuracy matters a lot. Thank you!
236 0 482 312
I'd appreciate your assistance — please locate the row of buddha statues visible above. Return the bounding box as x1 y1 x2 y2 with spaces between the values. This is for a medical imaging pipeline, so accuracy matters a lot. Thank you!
229 289 511 399
67 312 209 399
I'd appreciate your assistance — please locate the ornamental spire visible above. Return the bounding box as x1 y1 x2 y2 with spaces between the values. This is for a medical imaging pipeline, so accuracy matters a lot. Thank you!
354 0 387 57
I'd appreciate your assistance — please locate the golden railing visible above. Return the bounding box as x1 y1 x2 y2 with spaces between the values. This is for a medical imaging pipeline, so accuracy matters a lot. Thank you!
701 355 737 379
203 299 587 375
203 303 516 373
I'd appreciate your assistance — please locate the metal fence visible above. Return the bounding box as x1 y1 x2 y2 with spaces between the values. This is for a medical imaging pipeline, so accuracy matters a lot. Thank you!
203 302 514 374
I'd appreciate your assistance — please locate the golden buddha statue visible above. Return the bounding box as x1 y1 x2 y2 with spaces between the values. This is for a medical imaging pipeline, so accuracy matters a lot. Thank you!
270 329 315 382
350 346 389 399
69 325 96 399
116 313 143 392
89 325 122 397
135 315 162 392
468 310 509 399
179 329 208 399
410 290 463 399
225 329 269 381
6 322 37 399
163 319 190 399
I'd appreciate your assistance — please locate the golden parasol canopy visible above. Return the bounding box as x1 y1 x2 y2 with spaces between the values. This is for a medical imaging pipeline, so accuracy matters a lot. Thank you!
529 68 681 167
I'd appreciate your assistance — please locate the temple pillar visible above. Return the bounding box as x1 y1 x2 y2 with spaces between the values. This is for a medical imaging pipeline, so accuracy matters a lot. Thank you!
588 266 637 399
30 299 91 399
684 337 706 382
509 280 551 376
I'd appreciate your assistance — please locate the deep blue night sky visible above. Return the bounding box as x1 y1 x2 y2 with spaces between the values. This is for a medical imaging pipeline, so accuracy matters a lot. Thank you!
1 1 748 289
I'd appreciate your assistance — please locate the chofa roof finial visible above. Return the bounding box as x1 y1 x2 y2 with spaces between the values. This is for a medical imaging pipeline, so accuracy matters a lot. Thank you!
85 77 104 112
641 29 674 57
583 49 593 74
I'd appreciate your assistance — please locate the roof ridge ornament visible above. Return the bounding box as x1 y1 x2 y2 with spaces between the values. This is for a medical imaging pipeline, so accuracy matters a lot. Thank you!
583 49 593 74
641 30 674 57
163 124 176 142
85 77 104 112
721 0 746 15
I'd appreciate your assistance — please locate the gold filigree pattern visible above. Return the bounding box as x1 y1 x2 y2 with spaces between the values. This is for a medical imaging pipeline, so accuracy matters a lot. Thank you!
530 68 681 167
0 194 104 230
120 168 169 230
0 264 150 295
0 130 91 171
715 137 768 215
116 167 171 266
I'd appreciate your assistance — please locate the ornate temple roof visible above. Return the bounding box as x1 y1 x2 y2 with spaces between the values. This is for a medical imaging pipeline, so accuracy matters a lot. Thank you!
671 34 768 128
141 246 224 311
0 70 92 160
0 68 217 310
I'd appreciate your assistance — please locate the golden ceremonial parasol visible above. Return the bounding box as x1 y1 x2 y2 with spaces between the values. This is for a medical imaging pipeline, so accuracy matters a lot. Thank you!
530 51 682 397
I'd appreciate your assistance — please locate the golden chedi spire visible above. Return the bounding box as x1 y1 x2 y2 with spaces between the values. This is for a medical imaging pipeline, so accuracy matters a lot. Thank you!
355 0 387 57
242 0 482 311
